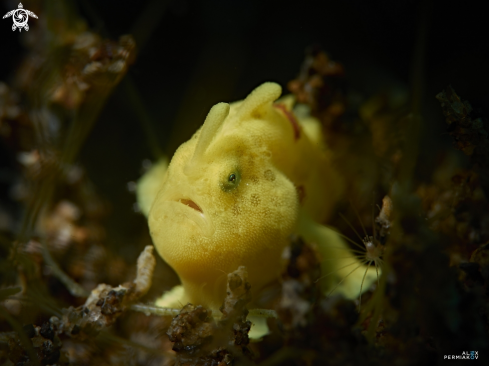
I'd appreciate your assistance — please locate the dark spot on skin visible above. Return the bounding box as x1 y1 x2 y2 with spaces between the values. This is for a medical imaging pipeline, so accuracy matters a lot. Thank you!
271 196 281 207
251 111 262 119
250 194 260 207
296 185 306 204
250 175 258 183
236 147 245 157
233 204 241 216
260 207 271 217
245 155 255 167
264 169 275 181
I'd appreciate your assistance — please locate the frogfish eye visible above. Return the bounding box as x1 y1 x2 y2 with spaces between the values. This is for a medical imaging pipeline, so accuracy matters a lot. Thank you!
221 170 241 192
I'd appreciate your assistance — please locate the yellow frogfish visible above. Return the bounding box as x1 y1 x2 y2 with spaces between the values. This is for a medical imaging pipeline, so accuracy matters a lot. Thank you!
137 82 377 336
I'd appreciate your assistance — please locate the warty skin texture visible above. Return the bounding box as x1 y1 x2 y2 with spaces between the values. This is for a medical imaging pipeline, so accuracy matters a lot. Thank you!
137 82 377 313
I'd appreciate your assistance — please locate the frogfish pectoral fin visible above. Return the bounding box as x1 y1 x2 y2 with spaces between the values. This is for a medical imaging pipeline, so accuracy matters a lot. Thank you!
137 158 169 217
154 285 188 308
297 213 379 300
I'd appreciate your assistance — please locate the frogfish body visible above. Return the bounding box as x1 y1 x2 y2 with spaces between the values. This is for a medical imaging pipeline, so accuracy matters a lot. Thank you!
137 82 377 327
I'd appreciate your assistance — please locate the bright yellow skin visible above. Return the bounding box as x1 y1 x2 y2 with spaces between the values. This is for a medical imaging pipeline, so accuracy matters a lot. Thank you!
138 82 377 313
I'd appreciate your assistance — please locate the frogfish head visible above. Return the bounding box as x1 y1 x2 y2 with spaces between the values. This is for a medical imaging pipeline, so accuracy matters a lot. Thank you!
148 82 300 307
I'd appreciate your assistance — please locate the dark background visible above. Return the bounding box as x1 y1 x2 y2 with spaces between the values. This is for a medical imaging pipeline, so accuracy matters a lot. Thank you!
1 0 488 258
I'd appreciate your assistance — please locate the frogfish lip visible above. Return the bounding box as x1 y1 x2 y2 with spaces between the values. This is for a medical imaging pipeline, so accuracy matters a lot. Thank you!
177 198 203 214
150 196 215 238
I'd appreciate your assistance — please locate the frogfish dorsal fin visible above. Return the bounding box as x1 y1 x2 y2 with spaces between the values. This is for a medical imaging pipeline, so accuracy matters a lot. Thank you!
237 82 282 119
187 102 230 173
